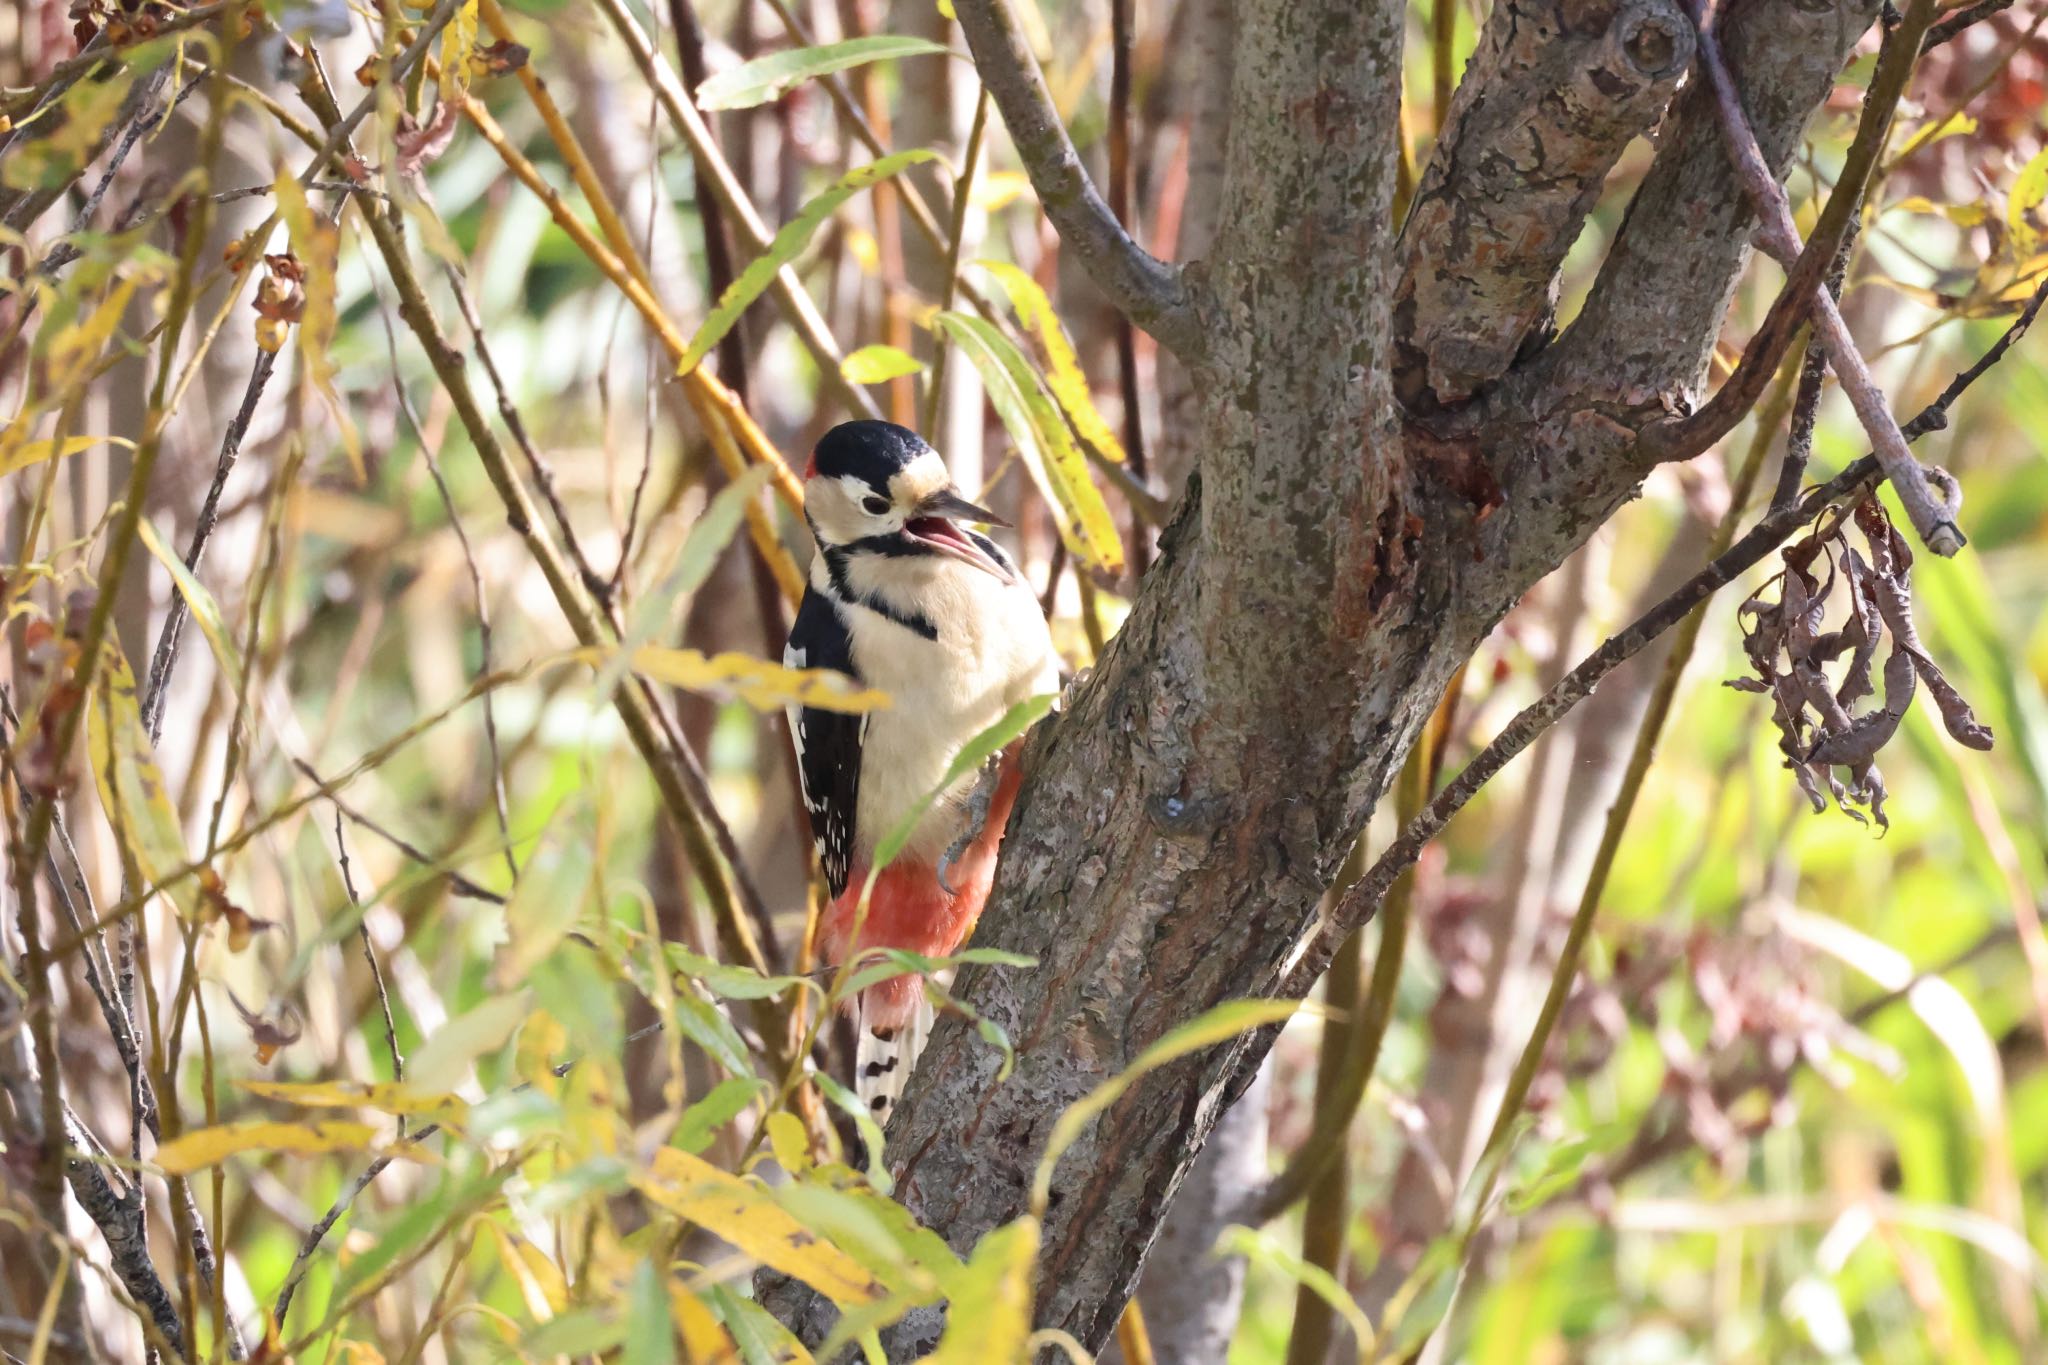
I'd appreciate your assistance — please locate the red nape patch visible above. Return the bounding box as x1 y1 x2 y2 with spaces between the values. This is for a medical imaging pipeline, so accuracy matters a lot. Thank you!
803 448 819 479
816 747 1028 1030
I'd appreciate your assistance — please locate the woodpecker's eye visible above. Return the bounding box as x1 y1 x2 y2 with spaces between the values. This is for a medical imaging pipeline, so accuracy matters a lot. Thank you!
861 494 891 516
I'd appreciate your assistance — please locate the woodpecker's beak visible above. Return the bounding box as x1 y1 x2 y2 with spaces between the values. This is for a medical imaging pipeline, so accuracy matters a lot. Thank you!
906 487 1016 584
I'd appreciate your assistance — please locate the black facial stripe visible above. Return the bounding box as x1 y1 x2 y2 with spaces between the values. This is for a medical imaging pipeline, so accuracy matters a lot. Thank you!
820 544 941 642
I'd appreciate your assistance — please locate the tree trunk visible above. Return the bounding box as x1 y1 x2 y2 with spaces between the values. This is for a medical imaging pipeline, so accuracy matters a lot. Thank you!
771 0 1882 1351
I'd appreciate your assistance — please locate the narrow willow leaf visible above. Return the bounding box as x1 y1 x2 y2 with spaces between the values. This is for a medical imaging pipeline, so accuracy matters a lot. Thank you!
840 343 927 384
0 433 134 477
137 519 245 700
869 693 1053 873
500 839 595 981
666 944 812 1001
934 311 1123 571
675 1078 766 1154
404 991 531 1093
637 1147 887 1307
2009 145 2048 255
697 36 948 111
1213 1225 1376 1353
671 1287 739 1364
274 170 360 481
705 1284 816 1365
333 1168 511 1305
672 990 757 1080
680 150 942 375
239 1079 467 1124
812 1072 891 1189
86 646 203 921
977 259 1126 462
154 1119 381 1174
926 1220 1038 1365
1031 998 1301 1213
593 645 892 715
600 466 772 700
622 1262 678 1365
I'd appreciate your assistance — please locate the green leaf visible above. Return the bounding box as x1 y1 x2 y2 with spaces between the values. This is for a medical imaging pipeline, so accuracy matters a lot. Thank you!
867 693 1054 876
137 519 246 701
841 343 927 384
404 991 531 1093
666 943 814 1001
934 311 1124 571
813 1072 891 1189
680 150 942 375
1031 998 1301 1213
85 645 203 922
1213 1225 1376 1355
696 36 949 111
524 1308 628 1357
927 1220 1037 1364
622 1261 678 1365
500 838 596 981
671 988 757 1079
675 1077 767 1154
977 260 1126 462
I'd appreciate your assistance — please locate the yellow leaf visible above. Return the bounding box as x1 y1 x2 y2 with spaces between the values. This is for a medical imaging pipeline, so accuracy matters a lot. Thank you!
86 645 202 922
1891 195 1987 228
154 1119 381 1174
1893 111 1977 163
765 1110 814 1177
440 0 481 99
0 433 134 477
978 259 1127 463
671 1287 738 1364
335 1342 388 1365
0 73 132 191
481 1222 568 1319
2009 146 2048 256
590 647 892 715
274 171 360 481
637 1147 887 1307
934 311 1124 571
137 519 245 700
840 344 926 384
927 1220 1038 1365
972 171 1033 213
44 275 145 396
239 1078 469 1124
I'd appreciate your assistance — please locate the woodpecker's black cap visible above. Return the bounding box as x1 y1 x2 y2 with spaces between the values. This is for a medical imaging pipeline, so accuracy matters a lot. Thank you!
809 420 933 492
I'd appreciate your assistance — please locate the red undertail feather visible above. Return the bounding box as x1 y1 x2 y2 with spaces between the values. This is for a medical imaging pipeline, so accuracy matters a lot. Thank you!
819 746 1027 1030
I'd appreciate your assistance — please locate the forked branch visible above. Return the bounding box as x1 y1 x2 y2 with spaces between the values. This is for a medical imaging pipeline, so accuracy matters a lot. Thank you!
952 0 1205 360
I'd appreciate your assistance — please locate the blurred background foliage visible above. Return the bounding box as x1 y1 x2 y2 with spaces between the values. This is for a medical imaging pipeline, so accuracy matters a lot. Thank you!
1 0 2045 1360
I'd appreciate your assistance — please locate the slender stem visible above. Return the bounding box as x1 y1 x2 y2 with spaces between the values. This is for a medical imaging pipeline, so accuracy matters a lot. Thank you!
924 90 992 439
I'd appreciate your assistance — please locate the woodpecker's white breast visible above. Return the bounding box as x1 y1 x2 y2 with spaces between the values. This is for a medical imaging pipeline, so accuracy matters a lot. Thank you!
830 551 1057 869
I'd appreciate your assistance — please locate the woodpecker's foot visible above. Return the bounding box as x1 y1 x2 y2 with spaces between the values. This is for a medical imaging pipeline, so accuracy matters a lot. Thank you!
937 753 1007 896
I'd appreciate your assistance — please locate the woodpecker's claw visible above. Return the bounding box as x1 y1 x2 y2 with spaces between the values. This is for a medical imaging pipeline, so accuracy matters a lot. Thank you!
937 754 1005 896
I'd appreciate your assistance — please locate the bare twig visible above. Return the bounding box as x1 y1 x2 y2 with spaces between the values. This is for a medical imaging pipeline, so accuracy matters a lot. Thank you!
951 0 1205 358
289 758 508 904
1689 0 1962 553
1295 267 2048 999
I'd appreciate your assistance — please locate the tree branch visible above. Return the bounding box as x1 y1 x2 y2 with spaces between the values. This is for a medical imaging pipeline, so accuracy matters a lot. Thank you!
952 0 1205 360
1393 0 1693 407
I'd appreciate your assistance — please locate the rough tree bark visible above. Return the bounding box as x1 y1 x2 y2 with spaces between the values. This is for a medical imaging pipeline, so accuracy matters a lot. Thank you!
771 0 1885 1352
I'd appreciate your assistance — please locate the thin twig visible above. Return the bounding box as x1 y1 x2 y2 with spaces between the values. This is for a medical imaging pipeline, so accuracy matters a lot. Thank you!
1295 267 2048 1000
289 758 508 903
950 0 1204 358
1690 0 1961 553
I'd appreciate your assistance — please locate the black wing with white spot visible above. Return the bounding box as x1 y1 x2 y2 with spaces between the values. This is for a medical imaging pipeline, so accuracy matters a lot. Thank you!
786 588 864 897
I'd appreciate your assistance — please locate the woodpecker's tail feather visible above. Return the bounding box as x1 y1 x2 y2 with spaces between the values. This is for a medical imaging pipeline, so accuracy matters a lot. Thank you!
856 991 934 1128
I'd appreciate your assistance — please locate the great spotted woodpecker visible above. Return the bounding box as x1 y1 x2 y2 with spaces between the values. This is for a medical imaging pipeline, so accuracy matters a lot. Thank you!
785 420 1059 1124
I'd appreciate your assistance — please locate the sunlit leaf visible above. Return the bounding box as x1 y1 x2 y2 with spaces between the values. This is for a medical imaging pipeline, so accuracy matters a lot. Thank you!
680 150 942 375
137 519 245 701
240 1079 468 1125
153 1119 382 1174
978 259 1127 462
1213 1225 1375 1356
671 1287 739 1364
0 433 134 477
1892 111 1977 163
2008 146 2048 256
439 0 481 100
591 645 892 715
404 991 531 1093
666 944 813 1001
840 343 927 384
499 838 596 981
696 36 948 111
1 73 133 191
926 1220 1037 1364
86 646 203 922
636 1147 888 1307
1031 998 1301 1212
274 170 361 481
935 311 1124 570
